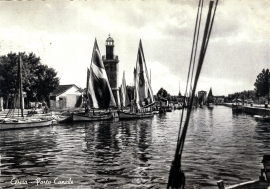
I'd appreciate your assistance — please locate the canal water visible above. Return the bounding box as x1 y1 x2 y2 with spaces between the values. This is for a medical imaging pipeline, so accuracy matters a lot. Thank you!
1 106 270 189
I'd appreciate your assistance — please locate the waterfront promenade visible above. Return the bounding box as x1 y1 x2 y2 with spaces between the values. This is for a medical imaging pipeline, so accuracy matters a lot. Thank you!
222 103 270 116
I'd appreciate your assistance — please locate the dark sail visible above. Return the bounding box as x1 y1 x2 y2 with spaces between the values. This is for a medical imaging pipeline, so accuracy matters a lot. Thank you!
207 87 214 103
88 39 116 109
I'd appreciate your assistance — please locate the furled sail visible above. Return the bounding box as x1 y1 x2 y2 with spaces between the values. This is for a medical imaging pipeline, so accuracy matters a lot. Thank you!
134 40 154 109
87 39 116 109
120 71 130 107
207 87 214 103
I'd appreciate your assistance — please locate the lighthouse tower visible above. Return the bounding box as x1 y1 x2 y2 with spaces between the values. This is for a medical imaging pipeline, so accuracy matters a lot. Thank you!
102 35 120 108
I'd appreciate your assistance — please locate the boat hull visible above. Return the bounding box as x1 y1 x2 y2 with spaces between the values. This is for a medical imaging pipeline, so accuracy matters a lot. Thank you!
166 107 172 112
232 104 242 113
152 110 159 114
207 103 215 109
217 180 268 189
72 113 113 122
0 119 53 130
117 111 153 119
254 115 270 121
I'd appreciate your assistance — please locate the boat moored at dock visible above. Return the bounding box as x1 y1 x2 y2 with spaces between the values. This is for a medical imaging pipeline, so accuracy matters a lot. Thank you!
72 112 113 122
254 115 270 122
217 155 270 189
117 40 155 120
0 55 55 130
72 39 116 122
0 118 53 130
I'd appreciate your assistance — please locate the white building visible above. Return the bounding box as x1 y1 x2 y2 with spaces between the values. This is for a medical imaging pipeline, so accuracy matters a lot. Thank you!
49 84 82 109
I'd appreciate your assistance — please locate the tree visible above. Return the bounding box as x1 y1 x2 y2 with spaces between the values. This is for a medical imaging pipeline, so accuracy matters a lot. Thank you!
254 69 270 103
0 52 59 108
156 88 168 100
0 53 20 108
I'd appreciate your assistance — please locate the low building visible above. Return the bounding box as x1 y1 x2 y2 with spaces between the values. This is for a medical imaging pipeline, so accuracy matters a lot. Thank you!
214 95 225 104
49 84 82 109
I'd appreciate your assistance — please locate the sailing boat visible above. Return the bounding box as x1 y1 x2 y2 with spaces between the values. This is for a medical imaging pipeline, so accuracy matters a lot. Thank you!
117 40 155 119
0 54 53 130
119 71 130 110
207 87 214 108
72 39 116 122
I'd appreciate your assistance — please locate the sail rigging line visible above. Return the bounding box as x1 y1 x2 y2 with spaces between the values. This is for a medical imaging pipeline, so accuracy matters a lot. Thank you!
182 0 202 111
190 0 204 88
167 1 218 188
176 0 203 152
139 40 154 103
203 0 219 55
175 0 203 145
167 1 203 188
179 0 215 162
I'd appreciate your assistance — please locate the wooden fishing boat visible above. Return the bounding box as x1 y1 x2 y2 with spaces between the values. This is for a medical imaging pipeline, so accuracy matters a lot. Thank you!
217 155 270 189
166 106 173 112
153 110 159 114
72 112 113 122
72 39 116 122
0 55 54 130
118 40 155 120
1 118 52 130
232 104 242 113
254 115 270 122
54 115 72 123
117 111 153 119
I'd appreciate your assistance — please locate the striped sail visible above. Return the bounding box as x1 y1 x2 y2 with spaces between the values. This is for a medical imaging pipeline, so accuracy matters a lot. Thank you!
134 40 154 109
87 39 116 109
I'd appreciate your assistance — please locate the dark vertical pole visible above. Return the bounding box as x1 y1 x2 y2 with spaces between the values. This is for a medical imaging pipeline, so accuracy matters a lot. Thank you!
18 54 24 117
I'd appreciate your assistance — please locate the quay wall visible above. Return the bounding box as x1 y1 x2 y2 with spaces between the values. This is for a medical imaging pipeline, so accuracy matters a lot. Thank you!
242 106 270 116
221 103 233 108
221 103 270 116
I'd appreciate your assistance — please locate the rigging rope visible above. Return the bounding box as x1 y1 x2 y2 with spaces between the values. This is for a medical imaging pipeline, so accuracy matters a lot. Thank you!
167 1 218 188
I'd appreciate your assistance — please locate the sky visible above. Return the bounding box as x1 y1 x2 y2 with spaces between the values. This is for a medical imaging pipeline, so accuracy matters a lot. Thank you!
0 0 269 96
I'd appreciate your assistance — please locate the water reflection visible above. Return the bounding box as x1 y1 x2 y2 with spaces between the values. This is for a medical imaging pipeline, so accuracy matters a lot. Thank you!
1 107 270 189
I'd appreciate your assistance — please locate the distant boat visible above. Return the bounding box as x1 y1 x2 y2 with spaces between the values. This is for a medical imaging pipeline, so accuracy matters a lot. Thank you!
198 94 204 108
254 115 270 122
207 87 214 109
72 39 116 122
232 104 242 113
166 105 173 112
119 71 131 110
0 55 53 130
117 40 155 119
232 99 242 113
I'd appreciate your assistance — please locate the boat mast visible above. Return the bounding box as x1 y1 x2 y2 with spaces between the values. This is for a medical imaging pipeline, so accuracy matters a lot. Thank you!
150 68 151 84
18 54 24 117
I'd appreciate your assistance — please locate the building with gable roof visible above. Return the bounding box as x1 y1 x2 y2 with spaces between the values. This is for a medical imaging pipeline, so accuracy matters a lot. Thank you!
49 84 82 109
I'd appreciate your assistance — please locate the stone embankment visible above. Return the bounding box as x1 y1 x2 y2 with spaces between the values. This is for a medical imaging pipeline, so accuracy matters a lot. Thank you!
221 103 270 116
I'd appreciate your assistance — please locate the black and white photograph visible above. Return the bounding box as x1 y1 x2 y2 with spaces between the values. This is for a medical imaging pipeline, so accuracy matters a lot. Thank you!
0 0 270 188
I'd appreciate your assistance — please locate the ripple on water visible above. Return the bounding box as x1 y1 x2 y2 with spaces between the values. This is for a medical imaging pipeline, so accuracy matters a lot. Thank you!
1 107 270 188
